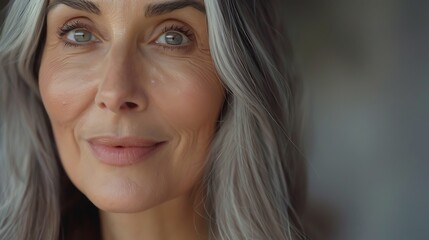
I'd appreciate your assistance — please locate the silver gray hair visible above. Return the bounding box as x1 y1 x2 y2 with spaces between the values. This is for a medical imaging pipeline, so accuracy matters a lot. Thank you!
204 0 306 239
0 0 306 239
0 1 60 239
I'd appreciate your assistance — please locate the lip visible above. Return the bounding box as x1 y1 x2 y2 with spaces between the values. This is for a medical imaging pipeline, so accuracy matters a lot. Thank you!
87 136 165 166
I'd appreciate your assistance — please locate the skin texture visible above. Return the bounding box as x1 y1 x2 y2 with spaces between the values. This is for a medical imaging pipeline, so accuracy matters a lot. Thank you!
39 0 224 239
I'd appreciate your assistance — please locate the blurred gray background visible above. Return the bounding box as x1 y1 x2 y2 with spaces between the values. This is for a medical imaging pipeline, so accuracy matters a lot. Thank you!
281 0 429 239
1 0 428 239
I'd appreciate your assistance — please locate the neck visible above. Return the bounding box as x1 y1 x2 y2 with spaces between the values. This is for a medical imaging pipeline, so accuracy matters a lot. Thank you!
99 192 208 240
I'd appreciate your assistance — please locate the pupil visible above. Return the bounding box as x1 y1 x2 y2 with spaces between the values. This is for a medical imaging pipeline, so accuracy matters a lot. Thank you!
74 30 91 42
165 32 183 45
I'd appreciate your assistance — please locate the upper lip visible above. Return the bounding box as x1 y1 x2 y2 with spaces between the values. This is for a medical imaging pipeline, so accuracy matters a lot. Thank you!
87 136 163 148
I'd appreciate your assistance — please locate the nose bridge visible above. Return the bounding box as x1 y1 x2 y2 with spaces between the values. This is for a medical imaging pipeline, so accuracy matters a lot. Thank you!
105 43 135 87
95 40 147 113
109 32 140 74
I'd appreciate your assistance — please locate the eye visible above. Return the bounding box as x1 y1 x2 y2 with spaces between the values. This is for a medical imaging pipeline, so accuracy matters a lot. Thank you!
57 20 100 47
155 31 190 46
65 29 98 45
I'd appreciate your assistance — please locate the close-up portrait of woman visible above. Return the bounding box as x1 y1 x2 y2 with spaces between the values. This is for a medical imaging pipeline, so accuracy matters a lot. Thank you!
0 0 307 239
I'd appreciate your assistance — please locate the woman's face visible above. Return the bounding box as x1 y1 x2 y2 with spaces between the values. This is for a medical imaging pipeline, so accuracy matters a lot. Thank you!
39 0 224 212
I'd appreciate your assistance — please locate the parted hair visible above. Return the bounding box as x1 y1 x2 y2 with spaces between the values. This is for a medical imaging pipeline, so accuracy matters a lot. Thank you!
0 0 307 239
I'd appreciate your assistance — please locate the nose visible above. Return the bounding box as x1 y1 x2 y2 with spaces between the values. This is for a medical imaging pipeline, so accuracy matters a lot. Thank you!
95 47 148 113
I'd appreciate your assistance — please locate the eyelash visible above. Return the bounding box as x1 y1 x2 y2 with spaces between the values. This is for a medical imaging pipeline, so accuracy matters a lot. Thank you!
159 24 195 51
56 20 196 50
57 20 90 48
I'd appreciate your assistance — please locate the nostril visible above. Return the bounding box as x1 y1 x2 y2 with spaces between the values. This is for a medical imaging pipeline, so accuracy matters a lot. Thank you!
98 102 107 109
124 102 138 109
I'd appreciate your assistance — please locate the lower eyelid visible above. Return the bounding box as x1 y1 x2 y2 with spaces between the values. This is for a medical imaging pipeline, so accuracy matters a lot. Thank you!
153 43 195 54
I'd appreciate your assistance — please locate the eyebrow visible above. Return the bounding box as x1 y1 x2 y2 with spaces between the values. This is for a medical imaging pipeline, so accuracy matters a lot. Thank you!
48 0 101 15
47 0 206 16
145 0 206 17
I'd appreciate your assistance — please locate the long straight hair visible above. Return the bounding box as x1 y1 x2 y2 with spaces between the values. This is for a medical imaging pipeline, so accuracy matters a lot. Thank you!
204 0 306 239
0 1 61 239
0 0 306 239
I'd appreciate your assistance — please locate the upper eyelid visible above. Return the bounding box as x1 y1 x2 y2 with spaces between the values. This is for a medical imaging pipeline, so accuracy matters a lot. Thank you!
56 17 195 34
57 20 95 35
160 25 194 38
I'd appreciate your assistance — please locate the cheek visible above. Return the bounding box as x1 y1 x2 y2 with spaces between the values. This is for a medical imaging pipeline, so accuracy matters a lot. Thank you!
149 57 225 131
38 53 99 179
39 54 97 128
144 56 225 195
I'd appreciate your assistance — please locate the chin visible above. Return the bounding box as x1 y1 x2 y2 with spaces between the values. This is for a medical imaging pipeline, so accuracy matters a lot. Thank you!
83 177 164 213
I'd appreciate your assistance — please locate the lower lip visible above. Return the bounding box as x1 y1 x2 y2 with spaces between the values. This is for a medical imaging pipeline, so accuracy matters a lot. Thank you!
88 142 164 166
